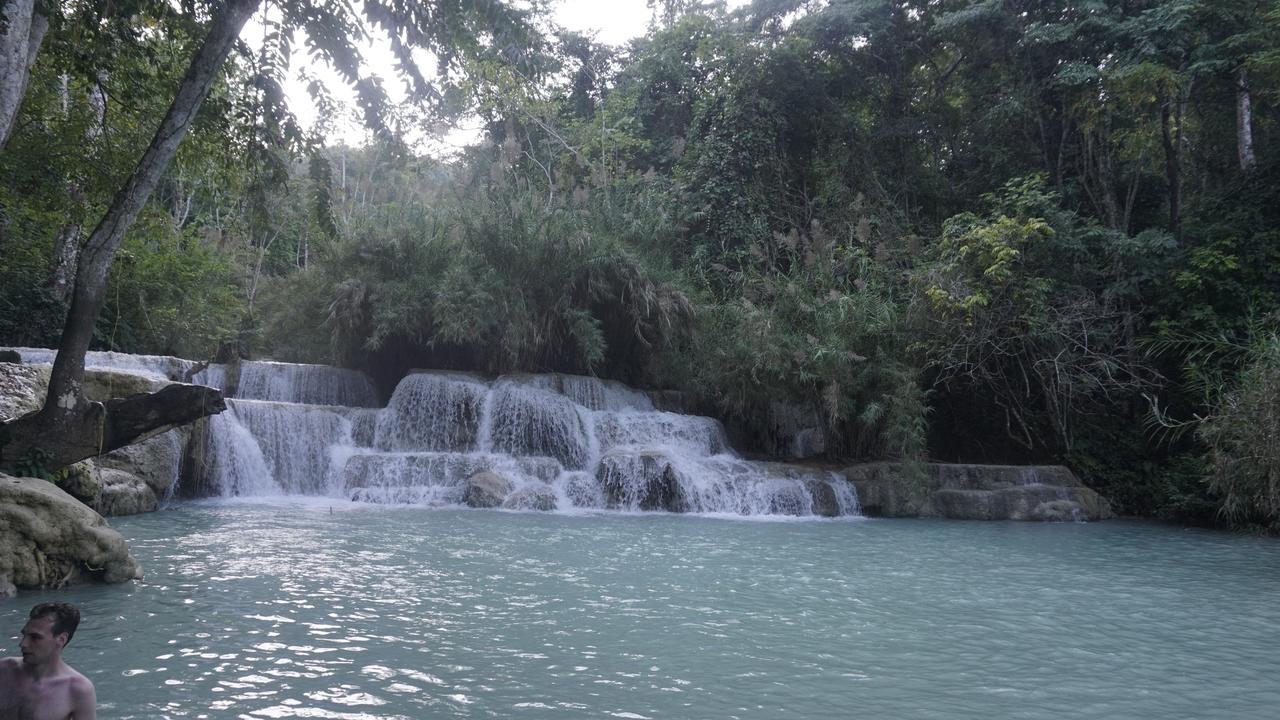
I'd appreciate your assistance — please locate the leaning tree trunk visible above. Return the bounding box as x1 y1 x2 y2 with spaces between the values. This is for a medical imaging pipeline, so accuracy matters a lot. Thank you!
0 0 48 148
0 0 258 474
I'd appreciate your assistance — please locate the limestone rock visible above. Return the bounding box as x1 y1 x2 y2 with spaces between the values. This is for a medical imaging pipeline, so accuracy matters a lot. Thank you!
0 473 142 596
802 478 841 518
844 462 929 517
502 483 557 511
97 429 184 498
0 362 48 421
82 369 163 402
50 461 99 505
1030 500 1085 522
646 390 690 414
597 452 681 511
464 470 514 508
844 462 1114 521
92 467 158 516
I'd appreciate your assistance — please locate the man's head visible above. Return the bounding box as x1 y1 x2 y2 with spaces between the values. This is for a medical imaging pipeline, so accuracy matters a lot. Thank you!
20 602 80 666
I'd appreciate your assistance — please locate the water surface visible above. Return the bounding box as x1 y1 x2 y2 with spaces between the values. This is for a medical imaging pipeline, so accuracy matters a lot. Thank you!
3 503 1279 719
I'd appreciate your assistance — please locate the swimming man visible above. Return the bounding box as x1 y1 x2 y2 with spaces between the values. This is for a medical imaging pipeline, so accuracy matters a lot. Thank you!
0 602 97 719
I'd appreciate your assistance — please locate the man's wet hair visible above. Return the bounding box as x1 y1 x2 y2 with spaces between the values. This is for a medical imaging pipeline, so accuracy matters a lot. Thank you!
29 602 80 644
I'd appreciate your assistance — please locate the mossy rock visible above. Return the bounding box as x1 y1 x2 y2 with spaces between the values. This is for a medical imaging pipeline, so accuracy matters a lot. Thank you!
50 461 100 505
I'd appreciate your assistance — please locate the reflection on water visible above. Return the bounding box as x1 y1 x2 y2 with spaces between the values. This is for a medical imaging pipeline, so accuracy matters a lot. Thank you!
4 502 1280 719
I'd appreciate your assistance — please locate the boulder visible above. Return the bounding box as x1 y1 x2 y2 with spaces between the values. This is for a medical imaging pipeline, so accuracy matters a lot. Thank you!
96 429 184 498
0 473 142 597
0 350 20 363
802 478 841 518
92 468 158 516
464 470 514 508
49 459 163 518
0 362 49 421
597 452 682 511
50 461 100 505
502 483 557 511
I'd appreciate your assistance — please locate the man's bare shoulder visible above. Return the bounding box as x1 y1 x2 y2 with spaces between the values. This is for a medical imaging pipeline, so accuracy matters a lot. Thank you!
0 656 20 674
67 666 97 720
65 665 93 687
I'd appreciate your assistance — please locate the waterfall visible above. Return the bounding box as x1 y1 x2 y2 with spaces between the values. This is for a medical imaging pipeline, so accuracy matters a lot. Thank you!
485 381 591 469
5 348 860 517
189 360 379 407
175 363 863 518
228 400 353 494
374 372 487 452
204 411 280 497
236 361 379 407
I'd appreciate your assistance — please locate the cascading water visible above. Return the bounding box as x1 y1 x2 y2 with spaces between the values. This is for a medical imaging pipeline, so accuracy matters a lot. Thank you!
195 365 860 518
3 346 858 517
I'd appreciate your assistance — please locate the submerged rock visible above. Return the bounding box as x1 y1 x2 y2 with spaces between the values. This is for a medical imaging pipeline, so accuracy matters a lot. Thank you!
1030 499 1086 522
0 473 142 597
464 470 513 508
502 483 557 511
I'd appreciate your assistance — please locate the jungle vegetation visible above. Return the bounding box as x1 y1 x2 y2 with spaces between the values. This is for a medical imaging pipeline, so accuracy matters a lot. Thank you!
1 0 1277 529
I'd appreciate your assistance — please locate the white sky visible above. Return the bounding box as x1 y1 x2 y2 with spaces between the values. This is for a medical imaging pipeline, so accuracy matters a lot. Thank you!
274 0 680 152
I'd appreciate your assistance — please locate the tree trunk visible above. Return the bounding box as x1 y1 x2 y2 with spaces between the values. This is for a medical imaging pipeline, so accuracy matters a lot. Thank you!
43 0 258 417
48 74 106 303
1237 68 1255 172
6 0 258 475
0 0 47 148
47 223 82 303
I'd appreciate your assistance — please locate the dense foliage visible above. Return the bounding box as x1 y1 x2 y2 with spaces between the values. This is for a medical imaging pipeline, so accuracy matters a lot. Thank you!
2 0 1279 528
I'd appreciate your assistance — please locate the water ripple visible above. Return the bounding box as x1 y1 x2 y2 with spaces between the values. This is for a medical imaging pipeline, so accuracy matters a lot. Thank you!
3 506 1280 718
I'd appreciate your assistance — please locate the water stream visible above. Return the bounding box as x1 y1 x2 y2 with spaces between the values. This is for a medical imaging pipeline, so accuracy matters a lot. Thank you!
185 362 857 517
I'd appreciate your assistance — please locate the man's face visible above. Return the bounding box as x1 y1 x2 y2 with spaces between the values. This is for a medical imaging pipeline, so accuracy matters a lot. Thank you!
18 615 66 667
